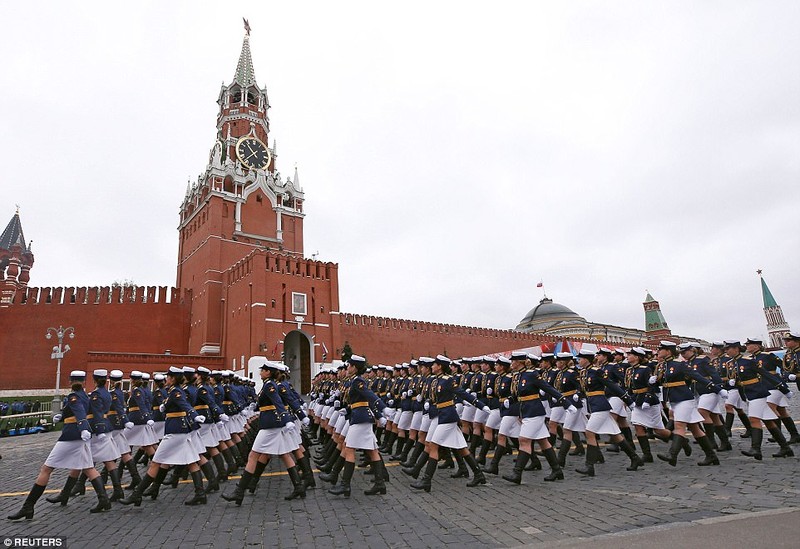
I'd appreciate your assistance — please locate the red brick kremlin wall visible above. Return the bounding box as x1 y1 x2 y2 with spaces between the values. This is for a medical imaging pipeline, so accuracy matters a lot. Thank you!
0 286 191 390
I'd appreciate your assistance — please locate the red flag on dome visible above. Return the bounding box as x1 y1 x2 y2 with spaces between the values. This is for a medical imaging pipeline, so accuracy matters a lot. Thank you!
536 281 543 288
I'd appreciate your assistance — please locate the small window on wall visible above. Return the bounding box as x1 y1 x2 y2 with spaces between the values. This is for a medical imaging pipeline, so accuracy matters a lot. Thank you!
291 292 307 316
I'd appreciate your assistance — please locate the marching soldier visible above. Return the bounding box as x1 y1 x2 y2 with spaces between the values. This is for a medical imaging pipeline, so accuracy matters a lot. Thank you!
745 337 800 444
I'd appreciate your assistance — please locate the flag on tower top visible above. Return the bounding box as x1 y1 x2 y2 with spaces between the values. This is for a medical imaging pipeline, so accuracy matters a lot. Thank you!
536 281 543 288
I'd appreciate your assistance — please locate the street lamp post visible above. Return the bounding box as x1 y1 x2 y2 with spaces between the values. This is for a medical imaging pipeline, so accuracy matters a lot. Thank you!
46 325 75 415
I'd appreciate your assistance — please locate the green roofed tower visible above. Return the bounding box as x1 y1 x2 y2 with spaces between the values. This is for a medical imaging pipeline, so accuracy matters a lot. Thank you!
643 292 672 343
758 270 790 348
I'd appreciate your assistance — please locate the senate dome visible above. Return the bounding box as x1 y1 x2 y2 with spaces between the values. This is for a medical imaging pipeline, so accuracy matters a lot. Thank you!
515 297 589 334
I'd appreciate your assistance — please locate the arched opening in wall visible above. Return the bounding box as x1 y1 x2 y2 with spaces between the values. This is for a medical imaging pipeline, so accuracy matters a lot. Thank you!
223 176 235 194
283 330 313 393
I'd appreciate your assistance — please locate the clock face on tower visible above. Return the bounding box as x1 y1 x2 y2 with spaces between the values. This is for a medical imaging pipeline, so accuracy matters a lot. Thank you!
235 136 271 170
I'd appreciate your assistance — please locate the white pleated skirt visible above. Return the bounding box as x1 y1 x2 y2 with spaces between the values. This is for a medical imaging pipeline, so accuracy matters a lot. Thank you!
126 424 158 447
419 415 432 433
427 417 439 439
153 433 199 465
631 405 665 429
767 389 789 408
564 407 588 432
748 397 778 421
188 429 205 454
392 409 403 424
322 405 334 420
549 406 566 424
215 421 231 441
199 424 219 447
499 415 521 438
608 397 630 417
334 412 347 434
429 422 467 449
111 430 130 455
486 409 502 430
472 408 489 425
90 434 121 462
461 403 476 422
519 416 549 440
153 421 166 441
697 393 720 413
397 411 414 430
726 390 746 409
340 420 350 438
671 400 704 424
543 400 551 418
45 440 94 470
410 411 424 431
251 427 295 455
586 411 621 435
345 422 378 450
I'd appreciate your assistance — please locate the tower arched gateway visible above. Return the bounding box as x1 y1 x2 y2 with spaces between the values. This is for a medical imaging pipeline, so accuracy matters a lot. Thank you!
283 330 313 393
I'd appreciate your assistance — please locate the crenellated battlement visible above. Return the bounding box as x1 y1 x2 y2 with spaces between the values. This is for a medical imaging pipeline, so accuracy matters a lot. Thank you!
10 286 189 306
226 249 338 286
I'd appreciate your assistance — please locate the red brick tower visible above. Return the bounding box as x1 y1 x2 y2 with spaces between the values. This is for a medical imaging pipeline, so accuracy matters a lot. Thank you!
177 26 307 357
0 208 34 307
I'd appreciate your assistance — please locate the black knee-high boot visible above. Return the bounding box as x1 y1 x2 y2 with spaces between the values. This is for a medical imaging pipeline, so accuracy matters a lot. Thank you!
767 423 795 458
741 428 763 460
319 455 344 484
222 447 238 475
464 454 486 487
477 438 491 466
8 483 46 520
724 412 734 437
402 450 428 479
557 439 572 467
184 470 206 505
502 450 529 484
781 416 800 444
697 436 720 466
569 436 585 456
524 450 542 470
201 461 220 492
451 451 469 478
108 467 125 502
124 458 142 490
543 446 564 481
575 445 598 477
410 457 437 492
70 472 87 496
142 467 168 500
212 453 228 482
637 435 653 462
364 460 388 495
619 439 643 471
715 424 732 451
438 446 454 469
46 475 79 506
657 434 684 466
468 435 482 457
120 473 154 506
704 424 720 450
299 454 316 489
737 409 752 438
482 445 506 474
88 477 111 513
402 441 424 468
247 460 269 493
221 470 252 506
328 461 355 497
285 466 307 500
621 426 634 445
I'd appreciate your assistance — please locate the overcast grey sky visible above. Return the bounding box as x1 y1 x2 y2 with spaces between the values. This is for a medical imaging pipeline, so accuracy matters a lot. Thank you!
2 1 798 343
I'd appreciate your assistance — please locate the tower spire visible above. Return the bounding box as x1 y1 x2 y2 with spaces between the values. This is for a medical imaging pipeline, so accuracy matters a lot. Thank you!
233 23 256 87
757 270 790 347
643 291 671 343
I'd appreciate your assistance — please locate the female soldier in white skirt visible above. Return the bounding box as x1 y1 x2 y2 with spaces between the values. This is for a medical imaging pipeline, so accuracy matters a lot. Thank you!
725 340 794 459
410 355 489 492
123 371 159 483
653 341 723 466
745 337 800 444
482 357 516 475
195 366 231 485
69 369 124 499
400 361 426 468
502 352 575 484
8 371 111 520
120 366 209 506
221 360 306 505
107 370 142 493
680 343 732 451
325 355 394 497
401 358 436 478
626 348 673 463
555 353 589 468
575 350 643 477
475 357 499 466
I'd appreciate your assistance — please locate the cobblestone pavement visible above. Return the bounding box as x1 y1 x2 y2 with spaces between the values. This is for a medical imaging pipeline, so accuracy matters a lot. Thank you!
1 407 799 548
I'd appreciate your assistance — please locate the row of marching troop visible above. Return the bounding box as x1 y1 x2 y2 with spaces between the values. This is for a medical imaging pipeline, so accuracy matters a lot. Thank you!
305 334 799 496
8 361 317 520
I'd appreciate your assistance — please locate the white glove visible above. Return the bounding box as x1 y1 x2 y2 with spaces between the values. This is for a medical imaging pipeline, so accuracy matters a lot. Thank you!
401 391 408 399
378 417 387 428
216 421 224 427
566 405 578 415
728 379 736 387
195 415 206 423
248 403 257 411
423 402 430 411
482 406 490 413
407 389 414 397
98 433 107 439
334 390 341 398
159 404 166 413
53 413 63 423
146 419 155 426
81 430 92 442
416 394 423 402
302 417 311 427
219 413 230 422
641 402 651 410
539 390 546 397
648 376 657 385
486 388 492 396
455 403 464 415
471 391 477 398
124 421 134 429
386 393 392 399
503 399 510 409
787 391 795 399
382 408 394 419
789 374 797 381
388 400 395 407
572 394 580 402
719 389 728 399
285 421 296 431
334 400 341 409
